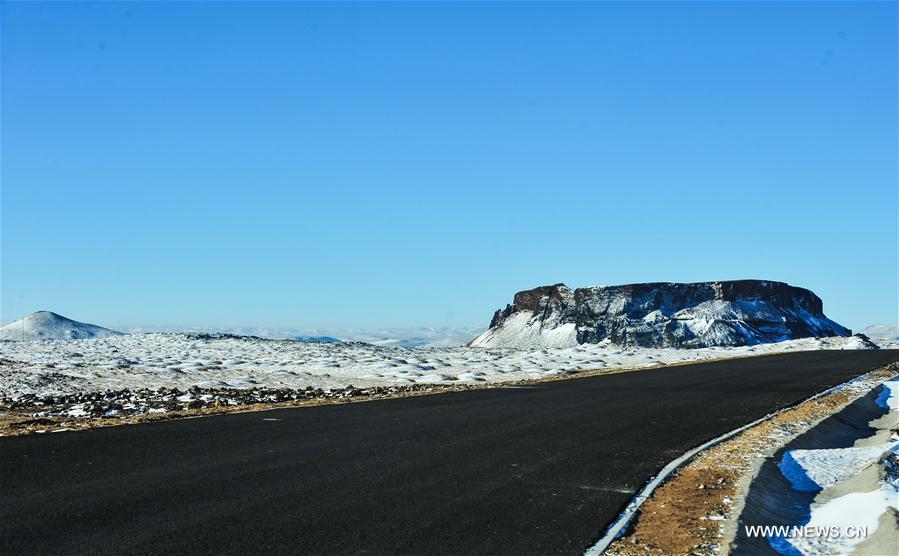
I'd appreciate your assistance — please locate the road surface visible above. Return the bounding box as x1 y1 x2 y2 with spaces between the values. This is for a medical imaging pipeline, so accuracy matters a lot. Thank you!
2 350 898 555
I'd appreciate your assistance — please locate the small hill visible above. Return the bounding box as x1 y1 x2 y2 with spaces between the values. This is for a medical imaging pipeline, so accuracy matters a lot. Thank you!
0 311 122 341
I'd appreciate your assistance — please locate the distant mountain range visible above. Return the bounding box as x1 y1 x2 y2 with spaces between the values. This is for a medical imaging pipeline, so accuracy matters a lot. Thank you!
470 280 851 349
860 323 899 339
0 313 484 346
120 325 486 347
0 311 122 341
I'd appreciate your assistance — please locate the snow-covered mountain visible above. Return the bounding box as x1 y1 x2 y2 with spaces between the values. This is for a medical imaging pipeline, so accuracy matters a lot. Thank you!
0 311 122 341
860 323 899 340
470 280 851 349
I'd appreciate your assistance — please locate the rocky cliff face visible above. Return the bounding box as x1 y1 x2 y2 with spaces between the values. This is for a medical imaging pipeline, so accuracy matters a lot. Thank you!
469 280 851 349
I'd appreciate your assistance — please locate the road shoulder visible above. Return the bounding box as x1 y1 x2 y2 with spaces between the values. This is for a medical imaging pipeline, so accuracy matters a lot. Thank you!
602 362 899 556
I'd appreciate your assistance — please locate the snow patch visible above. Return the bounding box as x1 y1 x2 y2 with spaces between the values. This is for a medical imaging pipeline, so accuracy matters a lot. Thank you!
469 312 577 349
783 487 897 556
875 380 899 411
779 443 898 491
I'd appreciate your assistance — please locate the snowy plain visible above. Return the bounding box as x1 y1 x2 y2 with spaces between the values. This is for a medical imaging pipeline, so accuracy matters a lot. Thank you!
0 332 887 399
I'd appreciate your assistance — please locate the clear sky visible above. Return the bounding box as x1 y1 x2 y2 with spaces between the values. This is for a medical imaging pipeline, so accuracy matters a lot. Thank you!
1 1 896 331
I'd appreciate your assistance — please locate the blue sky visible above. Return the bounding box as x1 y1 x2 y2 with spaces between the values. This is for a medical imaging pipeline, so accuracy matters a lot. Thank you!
1 2 896 331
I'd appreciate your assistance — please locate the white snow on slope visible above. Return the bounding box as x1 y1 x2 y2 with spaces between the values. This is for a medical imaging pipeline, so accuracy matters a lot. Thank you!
0 312 121 341
875 379 899 411
835 335 880 350
785 486 898 556
469 312 578 349
0 333 883 399
779 443 899 491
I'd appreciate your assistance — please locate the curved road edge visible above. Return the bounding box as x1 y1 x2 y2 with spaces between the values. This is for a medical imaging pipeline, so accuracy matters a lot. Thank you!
589 362 899 556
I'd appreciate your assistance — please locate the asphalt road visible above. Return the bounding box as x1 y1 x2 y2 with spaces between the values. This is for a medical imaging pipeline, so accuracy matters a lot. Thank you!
2 350 897 555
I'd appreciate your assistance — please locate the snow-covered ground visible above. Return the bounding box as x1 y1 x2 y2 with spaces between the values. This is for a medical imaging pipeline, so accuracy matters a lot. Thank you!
119 325 486 348
0 332 885 399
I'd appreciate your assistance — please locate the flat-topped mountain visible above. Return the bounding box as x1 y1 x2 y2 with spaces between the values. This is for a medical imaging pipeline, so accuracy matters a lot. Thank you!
0 311 122 341
469 280 851 349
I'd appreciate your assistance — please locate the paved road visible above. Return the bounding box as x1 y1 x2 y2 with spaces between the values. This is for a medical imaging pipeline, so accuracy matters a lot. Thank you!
2 350 897 555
